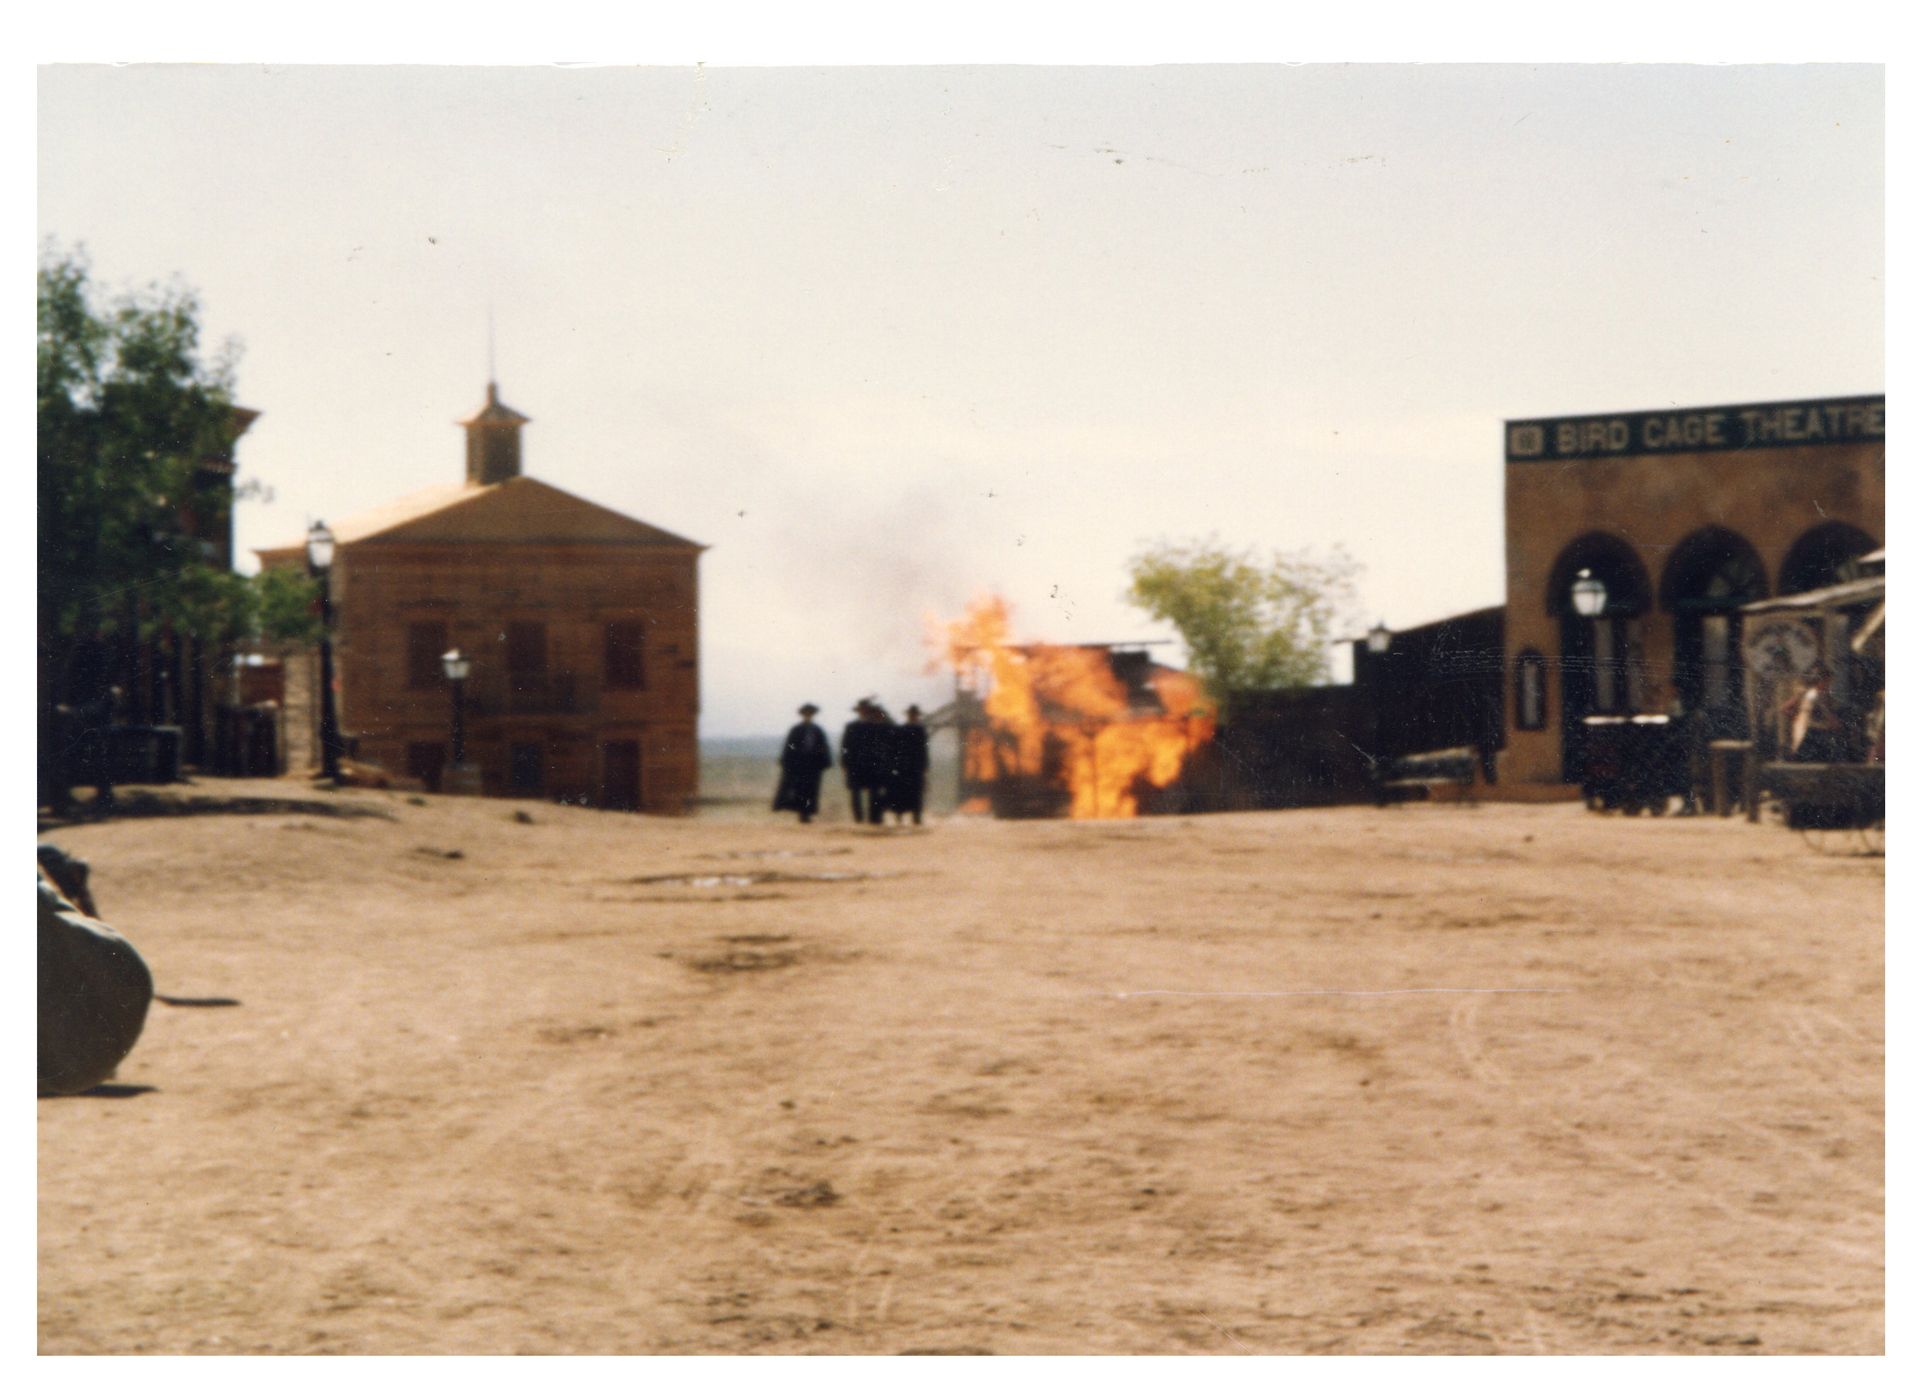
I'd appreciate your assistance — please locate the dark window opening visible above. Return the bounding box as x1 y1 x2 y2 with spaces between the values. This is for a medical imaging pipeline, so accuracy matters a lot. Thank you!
407 621 449 690
509 742 545 795
1663 528 1767 726
506 622 547 685
603 740 642 811
1779 521 1877 596
605 620 646 690
406 741 447 792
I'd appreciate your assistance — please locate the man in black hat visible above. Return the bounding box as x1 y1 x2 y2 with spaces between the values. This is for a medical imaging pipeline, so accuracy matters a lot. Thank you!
885 704 931 825
840 699 888 824
773 703 833 823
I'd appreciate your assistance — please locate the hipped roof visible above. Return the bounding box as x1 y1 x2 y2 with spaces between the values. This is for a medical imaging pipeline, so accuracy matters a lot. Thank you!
257 475 703 561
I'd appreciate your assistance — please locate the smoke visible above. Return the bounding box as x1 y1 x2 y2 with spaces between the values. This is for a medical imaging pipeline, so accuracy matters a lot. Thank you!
761 470 987 674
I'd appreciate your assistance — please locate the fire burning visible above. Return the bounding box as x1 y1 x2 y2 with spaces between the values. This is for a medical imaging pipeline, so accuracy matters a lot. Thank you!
934 594 1217 819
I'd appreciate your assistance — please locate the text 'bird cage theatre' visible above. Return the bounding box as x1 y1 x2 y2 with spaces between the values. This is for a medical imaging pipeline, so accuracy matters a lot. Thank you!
1498 393 1883 808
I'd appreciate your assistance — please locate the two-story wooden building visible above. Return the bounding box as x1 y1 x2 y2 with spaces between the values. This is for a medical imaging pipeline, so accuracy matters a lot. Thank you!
258 383 704 813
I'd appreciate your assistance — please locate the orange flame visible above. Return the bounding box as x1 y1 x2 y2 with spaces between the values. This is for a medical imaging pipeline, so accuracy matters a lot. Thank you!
933 593 1216 819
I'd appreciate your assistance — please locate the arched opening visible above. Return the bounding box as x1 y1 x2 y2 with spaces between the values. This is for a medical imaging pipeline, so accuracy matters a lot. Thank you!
1546 532 1652 783
1660 527 1767 735
1779 521 1877 596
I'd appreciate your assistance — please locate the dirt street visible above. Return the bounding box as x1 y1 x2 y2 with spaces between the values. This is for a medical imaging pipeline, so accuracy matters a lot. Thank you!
38 782 1884 1354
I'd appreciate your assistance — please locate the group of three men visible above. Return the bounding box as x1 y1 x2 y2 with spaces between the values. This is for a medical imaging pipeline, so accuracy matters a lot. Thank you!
775 698 929 825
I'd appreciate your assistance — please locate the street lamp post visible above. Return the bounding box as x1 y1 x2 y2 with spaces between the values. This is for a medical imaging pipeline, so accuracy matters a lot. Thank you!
439 646 482 795
1363 621 1392 797
1571 567 1615 711
306 522 343 785
1566 568 1616 784
442 648 470 765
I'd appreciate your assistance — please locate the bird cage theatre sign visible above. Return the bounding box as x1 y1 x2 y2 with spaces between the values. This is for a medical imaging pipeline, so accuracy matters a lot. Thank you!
1505 395 1885 462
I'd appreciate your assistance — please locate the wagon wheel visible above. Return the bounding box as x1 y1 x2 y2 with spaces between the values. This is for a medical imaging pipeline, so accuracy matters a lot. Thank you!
1857 823 1885 856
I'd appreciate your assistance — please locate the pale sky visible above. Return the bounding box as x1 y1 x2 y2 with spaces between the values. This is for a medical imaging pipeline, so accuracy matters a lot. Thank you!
37 63 1883 735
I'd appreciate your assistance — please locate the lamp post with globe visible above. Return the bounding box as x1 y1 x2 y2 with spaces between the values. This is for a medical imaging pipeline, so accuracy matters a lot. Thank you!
442 648 470 765
440 647 483 795
306 522 344 785
1363 620 1392 794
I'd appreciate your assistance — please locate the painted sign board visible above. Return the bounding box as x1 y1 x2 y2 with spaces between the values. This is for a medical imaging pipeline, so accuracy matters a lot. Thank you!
1743 619 1822 680
1506 395 1884 463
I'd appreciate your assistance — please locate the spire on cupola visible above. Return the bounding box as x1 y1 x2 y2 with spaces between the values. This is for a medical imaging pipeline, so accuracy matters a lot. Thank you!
460 381 530 485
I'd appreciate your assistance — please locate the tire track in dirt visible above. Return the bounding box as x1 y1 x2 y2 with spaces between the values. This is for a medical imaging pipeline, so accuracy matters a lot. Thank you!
1585 1047 1881 1195
242 1042 680 1344
1438 996 1593 1352
1807 1005 1878 1048
1446 996 1878 1265
1776 1006 1884 1119
1619 969 1883 1136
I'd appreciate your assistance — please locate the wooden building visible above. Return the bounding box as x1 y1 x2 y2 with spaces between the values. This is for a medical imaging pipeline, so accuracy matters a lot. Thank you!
1355 605 1506 781
258 384 704 812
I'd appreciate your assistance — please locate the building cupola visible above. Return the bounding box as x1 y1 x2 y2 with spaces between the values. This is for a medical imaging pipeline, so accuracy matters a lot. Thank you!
460 381 530 485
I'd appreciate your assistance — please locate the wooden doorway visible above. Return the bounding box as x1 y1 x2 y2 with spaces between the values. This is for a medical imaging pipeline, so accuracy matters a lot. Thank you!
406 741 447 793
603 740 642 811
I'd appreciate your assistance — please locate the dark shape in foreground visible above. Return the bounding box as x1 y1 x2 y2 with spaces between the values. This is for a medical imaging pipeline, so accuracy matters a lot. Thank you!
38 864 153 1096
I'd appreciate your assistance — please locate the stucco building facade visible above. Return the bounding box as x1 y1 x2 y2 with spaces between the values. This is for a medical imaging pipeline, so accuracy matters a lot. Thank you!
259 384 704 812
1500 394 1883 787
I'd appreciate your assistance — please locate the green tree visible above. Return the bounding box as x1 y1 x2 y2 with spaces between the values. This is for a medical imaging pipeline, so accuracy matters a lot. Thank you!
37 243 310 800
1126 537 1360 702
247 564 325 648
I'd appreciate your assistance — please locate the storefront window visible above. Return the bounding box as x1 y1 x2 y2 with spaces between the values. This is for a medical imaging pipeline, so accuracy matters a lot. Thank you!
1592 619 1619 713
1701 614 1731 711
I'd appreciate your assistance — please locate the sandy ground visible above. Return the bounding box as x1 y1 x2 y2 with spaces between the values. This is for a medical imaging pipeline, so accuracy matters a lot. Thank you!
38 780 1883 1354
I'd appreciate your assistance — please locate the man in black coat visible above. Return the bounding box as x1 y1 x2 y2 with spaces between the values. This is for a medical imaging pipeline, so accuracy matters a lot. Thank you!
840 699 888 824
886 704 931 825
773 703 834 823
